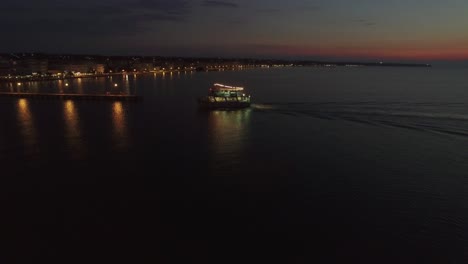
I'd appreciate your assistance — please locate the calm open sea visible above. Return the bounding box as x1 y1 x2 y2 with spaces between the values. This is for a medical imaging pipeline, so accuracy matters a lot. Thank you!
1 67 467 263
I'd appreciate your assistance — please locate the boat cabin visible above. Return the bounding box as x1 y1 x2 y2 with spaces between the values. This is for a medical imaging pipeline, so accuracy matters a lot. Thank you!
198 83 251 108
209 83 246 97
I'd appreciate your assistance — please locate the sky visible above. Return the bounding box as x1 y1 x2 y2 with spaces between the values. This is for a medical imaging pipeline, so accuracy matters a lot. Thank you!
2 0 468 62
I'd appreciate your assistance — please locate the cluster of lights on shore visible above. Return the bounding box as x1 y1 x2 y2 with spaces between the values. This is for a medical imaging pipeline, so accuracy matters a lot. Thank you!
3 63 274 88
9 64 266 90
15 81 118 88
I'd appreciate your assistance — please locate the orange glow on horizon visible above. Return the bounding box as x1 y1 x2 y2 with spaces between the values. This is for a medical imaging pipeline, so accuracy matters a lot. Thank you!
248 44 468 61
307 49 468 61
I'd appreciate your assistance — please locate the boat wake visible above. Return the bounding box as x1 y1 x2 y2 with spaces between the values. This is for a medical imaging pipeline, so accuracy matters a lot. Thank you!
252 102 468 138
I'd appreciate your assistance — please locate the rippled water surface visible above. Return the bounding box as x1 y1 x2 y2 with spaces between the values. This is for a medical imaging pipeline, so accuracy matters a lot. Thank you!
1 67 467 263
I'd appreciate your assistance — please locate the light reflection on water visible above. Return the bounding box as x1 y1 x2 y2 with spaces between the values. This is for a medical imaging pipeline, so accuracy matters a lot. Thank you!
64 100 84 159
112 101 128 150
208 109 252 166
124 75 130 94
58 80 64 93
1 67 468 262
76 78 83 94
17 99 37 154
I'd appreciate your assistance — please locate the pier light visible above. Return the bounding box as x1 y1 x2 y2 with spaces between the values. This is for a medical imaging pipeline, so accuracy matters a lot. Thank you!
17 82 22 86
114 83 118 87
65 83 69 87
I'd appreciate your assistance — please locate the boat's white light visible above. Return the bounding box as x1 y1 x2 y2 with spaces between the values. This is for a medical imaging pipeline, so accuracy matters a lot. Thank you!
214 83 244 90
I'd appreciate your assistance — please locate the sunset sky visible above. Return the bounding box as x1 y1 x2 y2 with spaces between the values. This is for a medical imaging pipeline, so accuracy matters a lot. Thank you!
2 0 468 61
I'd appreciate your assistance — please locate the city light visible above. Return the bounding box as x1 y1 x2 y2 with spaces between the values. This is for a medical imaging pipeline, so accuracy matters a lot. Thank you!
114 83 118 87
0 53 423 84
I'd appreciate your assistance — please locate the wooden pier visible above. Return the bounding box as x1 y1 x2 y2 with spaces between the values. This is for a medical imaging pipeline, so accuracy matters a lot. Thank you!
0 92 142 101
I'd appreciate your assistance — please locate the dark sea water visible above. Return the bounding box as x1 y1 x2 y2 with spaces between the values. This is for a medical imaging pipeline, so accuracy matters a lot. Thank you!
1 67 468 263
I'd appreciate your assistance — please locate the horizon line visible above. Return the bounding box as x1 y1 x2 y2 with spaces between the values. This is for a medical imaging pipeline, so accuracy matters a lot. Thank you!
3 50 468 65
0 51 443 64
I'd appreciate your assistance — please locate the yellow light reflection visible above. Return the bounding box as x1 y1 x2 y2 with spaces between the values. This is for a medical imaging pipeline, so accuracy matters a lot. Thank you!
58 80 64 93
64 100 83 158
208 109 251 163
112 102 128 150
76 77 83 93
124 74 130 93
19 98 27 110
17 99 37 153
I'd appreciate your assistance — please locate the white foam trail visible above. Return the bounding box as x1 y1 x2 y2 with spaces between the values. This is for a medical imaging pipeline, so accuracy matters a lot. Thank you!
251 104 275 110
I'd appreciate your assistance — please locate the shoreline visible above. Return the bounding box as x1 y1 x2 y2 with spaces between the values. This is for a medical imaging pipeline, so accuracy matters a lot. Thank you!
0 68 260 84
0 63 432 84
0 71 174 84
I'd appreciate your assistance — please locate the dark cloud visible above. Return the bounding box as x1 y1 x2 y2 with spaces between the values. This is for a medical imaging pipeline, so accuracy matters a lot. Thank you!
302 5 320 12
141 12 189 22
353 19 377 26
220 18 247 26
255 8 281 13
0 0 191 37
353 19 367 23
136 0 190 15
202 1 239 8
0 0 195 53
256 5 318 14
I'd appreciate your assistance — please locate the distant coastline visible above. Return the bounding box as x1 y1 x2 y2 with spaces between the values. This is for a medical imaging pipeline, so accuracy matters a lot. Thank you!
0 53 432 84
298 60 432 68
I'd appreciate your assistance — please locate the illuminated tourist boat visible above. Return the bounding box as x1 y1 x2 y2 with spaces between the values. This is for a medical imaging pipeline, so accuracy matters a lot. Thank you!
198 83 251 109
